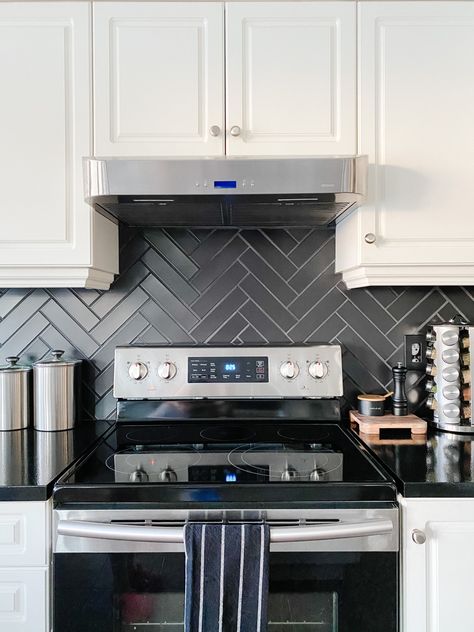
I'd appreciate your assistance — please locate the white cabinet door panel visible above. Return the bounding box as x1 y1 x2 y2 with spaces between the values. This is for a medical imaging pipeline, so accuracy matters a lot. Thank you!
0 3 94 266
226 2 356 156
402 497 474 632
337 2 474 287
426 522 474 632
94 2 224 156
0 568 48 632
0 502 49 567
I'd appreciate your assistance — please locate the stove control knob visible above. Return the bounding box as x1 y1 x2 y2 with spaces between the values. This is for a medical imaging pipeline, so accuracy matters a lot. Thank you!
128 362 148 381
129 468 149 483
159 468 178 483
281 467 298 481
309 468 325 481
158 362 177 380
280 361 300 380
308 361 328 380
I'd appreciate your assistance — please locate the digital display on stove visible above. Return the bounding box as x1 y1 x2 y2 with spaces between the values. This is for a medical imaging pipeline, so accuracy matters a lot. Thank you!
188 356 269 383
188 465 269 483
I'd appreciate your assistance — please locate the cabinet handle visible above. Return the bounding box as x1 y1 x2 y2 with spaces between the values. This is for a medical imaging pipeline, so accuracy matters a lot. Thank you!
230 125 241 137
209 125 221 137
364 233 376 244
412 529 426 545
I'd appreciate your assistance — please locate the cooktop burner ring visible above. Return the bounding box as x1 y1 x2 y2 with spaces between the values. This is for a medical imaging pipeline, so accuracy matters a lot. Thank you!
200 425 257 443
106 446 203 475
277 426 330 443
226 443 341 480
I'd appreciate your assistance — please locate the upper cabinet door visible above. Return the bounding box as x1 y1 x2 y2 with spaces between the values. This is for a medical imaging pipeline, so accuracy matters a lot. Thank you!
0 2 90 262
94 2 224 157
336 1 474 288
225 2 356 156
0 2 117 288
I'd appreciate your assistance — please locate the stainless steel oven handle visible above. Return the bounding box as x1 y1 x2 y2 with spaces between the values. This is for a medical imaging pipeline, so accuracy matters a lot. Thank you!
57 519 393 543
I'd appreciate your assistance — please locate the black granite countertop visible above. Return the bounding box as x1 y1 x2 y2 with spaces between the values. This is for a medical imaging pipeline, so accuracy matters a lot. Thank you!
0 420 113 501
353 426 474 497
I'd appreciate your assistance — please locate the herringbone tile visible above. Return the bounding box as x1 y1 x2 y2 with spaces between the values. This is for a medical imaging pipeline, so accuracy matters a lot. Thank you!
0 226 473 419
263 229 298 255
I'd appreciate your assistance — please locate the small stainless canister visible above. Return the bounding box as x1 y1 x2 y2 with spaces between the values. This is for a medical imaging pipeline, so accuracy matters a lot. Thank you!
0 356 32 430
33 350 81 432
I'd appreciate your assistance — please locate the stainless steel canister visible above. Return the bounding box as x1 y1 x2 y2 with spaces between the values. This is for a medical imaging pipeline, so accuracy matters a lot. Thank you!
34 429 74 481
0 429 28 484
34 350 81 432
0 356 32 430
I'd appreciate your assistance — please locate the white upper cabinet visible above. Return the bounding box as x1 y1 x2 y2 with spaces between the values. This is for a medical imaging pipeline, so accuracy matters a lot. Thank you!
0 2 117 289
94 2 225 156
336 1 474 288
225 2 356 156
94 1 356 158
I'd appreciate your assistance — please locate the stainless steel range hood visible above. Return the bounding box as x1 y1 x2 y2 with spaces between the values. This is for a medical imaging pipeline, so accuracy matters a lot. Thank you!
84 156 367 228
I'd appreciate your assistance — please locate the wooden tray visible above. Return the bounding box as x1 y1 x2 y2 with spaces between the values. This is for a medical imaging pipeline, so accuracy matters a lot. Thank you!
358 433 427 446
349 410 427 437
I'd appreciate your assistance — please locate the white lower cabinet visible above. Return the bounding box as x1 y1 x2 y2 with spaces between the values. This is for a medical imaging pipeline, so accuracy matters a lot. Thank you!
0 501 49 567
0 502 50 632
0 2 118 289
336 1 474 288
401 497 474 632
0 568 48 632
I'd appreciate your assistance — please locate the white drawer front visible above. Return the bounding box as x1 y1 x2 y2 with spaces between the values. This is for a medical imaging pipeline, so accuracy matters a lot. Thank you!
0 502 49 566
0 568 48 632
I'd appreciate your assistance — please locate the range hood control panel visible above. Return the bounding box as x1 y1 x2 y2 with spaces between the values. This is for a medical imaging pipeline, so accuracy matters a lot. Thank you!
114 345 343 399
194 178 255 190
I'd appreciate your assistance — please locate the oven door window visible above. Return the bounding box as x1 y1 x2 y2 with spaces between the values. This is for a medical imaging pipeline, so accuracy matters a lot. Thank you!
54 552 397 632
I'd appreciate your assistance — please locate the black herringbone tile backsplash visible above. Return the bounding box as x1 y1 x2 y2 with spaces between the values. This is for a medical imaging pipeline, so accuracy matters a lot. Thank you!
1 226 473 419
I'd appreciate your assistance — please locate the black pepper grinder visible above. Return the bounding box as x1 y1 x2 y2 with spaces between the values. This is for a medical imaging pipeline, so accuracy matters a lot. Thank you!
392 362 408 416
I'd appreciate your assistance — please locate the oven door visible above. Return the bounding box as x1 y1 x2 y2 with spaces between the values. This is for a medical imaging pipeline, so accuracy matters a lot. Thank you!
53 508 398 632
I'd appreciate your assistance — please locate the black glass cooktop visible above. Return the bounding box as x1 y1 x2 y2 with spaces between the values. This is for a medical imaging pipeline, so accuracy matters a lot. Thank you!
54 421 396 504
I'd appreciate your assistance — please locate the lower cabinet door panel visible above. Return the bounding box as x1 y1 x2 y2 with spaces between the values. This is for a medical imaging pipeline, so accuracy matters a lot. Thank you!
402 497 474 632
0 567 48 632
0 501 49 567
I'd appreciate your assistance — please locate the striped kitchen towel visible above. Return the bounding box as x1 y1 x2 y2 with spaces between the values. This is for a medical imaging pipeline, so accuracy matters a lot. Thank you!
184 523 270 632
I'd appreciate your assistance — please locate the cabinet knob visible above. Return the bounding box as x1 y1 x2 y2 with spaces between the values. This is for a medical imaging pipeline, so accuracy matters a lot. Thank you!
364 233 376 244
412 529 426 545
230 125 241 137
209 125 221 137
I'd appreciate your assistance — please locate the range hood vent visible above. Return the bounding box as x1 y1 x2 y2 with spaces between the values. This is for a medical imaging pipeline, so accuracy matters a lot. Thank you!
84 156 367 228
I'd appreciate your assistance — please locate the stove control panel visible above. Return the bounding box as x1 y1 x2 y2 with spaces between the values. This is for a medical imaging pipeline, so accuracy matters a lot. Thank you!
114 345 343 399
188 356 269 383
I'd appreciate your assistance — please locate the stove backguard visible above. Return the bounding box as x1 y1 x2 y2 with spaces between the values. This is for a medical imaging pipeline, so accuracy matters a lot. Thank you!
114 344 343 402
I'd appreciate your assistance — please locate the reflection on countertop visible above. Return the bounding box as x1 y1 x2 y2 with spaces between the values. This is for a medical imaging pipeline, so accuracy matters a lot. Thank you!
0 420 113 501
355 427 474 497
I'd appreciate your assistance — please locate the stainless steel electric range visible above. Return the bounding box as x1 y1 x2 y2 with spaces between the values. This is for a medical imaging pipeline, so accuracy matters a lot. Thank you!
53 345 399 632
